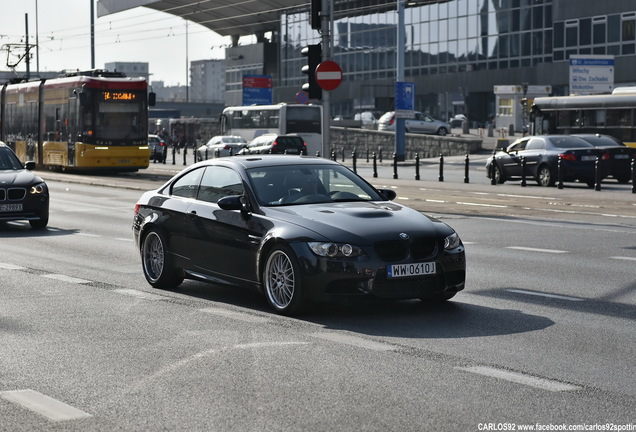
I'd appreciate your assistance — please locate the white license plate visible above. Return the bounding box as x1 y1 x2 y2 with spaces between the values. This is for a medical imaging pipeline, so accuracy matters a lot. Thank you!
580 155 597 161
0 204 23 212
387 262 436 278
614 154 630 159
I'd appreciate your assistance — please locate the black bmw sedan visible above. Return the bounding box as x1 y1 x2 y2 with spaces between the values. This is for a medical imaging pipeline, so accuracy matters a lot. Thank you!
486 135 609 187
133 156 466 315
0 142 49 229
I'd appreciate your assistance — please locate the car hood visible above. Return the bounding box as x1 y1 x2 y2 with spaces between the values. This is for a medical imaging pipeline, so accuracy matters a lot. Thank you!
264 201 451 245
0 169 41 186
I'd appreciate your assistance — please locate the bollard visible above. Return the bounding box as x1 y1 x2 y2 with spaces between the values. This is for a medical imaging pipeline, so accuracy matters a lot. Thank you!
342 148 345 162
372 152 378 178
415 153 420 180
594 157 602 191
172 146 176 165
183 146 187 165
379 147 383 163
438 154 444 182
464 154 470 184
331 150 336 161
352 149 357 173
393 153 398 179
366 149 369 163
557 157 564 189
521 156 526 187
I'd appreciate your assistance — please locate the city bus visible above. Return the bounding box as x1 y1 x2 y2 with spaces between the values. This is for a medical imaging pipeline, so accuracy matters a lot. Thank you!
0 70 154 171
530 87 636 148
219 103 322 155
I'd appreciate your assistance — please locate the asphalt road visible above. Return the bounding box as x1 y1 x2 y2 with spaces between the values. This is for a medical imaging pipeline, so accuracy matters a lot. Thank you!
0 162 634 431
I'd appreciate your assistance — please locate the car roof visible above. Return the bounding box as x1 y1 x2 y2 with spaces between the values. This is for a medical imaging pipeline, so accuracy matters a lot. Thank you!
190 155 340 170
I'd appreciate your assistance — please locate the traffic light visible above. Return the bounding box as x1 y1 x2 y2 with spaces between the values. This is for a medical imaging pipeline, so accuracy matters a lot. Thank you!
301 44 322 100
310 0 321 30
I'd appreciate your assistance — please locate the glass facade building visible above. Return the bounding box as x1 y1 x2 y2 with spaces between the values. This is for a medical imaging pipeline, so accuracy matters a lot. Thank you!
267 0 636 124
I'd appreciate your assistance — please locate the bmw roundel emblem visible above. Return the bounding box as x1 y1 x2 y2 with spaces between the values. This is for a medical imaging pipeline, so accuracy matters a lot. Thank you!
399 233 409 240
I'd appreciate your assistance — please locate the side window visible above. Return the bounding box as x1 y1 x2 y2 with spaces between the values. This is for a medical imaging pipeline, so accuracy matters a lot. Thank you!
509 140 528 152
197 166 245 204
525 138 545 150
171 168 204 199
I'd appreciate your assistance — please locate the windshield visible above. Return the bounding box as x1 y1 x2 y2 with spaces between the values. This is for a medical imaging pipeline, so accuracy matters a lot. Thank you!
0 147 24 170
548 136 593 149
247 163 385 206
95 101 145 141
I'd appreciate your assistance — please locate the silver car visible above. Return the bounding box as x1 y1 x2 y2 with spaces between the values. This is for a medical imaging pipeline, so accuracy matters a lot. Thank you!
378 111 450 136
196 135 247 160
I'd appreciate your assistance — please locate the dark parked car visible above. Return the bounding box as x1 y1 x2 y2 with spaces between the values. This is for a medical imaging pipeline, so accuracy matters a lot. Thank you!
238 134 307 155
133 156 466 315
0 142 49 229
486 135 609 187
574 134 636 183
148 134 167 163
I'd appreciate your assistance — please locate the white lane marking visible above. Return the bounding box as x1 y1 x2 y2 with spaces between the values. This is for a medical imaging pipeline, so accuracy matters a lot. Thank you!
457 202 508 208
0 389 92 422
77 232 100 238
201 307 270 323
497 193 556 200
310 332 395 352
507 289 584 302
426 199 446 203
611 256 636 262
456 366 581 392
127 341 307 393
115 237 134 242
42 274 91 284
506 246 568 254
235 341 309 349
0 263 27 270
114 288 165 301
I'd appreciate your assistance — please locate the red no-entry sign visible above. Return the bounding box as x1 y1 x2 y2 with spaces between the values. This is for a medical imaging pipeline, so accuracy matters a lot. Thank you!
315 61 342 91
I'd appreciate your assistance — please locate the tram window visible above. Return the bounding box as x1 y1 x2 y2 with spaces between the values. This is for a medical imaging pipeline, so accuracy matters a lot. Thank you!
595 110 606 126
557 110 574 128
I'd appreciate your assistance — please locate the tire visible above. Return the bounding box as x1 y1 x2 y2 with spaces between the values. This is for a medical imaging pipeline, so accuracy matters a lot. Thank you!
437 127 448 136
536 165 554 187
263 245 305 315
29 215 48 229
141 229 184 289
493 163 505 184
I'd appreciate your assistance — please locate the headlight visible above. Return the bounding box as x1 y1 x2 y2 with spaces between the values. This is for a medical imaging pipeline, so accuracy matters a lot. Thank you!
444 232 461 250
29 182 47 194
308 242 364 258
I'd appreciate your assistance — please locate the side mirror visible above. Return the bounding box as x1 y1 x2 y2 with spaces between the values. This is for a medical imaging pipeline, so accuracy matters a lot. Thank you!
218 195 251 220
377 188 397 201
217 195 242 210
148 92 156 106
25 161 36 170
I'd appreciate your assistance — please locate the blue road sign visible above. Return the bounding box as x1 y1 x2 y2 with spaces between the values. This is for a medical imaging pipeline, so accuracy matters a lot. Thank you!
395 82 415 118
